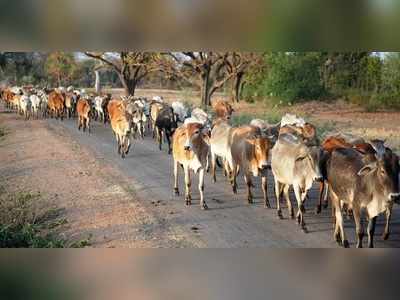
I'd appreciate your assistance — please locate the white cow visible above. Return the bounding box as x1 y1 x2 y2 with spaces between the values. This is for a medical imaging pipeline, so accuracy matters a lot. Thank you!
171 101 188 123
19 95 31 120
29 94 41 119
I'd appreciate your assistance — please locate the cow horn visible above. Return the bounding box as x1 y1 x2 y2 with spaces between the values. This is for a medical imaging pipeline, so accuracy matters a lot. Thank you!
370 139 386 159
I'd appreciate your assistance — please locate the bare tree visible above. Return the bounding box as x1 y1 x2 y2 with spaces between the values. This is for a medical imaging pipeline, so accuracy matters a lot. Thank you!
161 52 234 106
225 52 263 102
84 52 161 96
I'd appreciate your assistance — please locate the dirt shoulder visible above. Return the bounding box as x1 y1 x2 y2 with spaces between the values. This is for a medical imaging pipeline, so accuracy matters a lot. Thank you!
0 109 193 248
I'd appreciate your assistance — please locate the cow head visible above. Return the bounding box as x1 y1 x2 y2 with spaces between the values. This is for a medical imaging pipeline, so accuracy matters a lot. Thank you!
357 151 400 203
182 123 207 151
246 136 271 176
296 145 324 182
214 100 234 121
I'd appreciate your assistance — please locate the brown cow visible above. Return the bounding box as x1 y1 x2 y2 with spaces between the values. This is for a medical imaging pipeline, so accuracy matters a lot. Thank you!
212 100 234 120
47 91 65 120
107 99 132 158
230 130 272 206
76 99 91 133
173 123 210 209
279 123 318 146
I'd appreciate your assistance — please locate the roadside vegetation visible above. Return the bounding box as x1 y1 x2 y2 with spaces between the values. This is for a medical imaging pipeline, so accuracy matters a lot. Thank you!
0 186 91 248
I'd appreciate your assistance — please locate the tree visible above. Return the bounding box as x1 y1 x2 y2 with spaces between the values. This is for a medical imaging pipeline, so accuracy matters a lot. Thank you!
45 52 77 86
225 52 264 102
84 52 161 96
162 52 234 106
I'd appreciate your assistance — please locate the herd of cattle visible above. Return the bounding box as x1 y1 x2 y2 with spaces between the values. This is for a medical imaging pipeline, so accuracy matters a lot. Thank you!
1 85 399 248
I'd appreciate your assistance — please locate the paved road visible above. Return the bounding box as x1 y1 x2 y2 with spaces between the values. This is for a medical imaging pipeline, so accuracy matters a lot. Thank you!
48 117 400 248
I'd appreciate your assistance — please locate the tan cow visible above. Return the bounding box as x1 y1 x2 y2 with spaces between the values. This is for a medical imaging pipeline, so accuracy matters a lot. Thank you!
230 131 272 206
150 101 166 139
76 99 91 133
212 99 234 120
47 91 65 120
173 123 210 209
107 99 132 158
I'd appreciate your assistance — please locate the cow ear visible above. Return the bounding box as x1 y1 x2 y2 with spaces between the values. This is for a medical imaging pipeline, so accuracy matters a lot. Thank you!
357 162 378 176
246 139 255 145
296 155 307 162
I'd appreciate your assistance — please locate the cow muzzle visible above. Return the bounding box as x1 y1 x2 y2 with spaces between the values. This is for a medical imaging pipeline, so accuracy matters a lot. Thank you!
389 193 400 203
315 176 324 182
260 163 270 170
184 145 191 151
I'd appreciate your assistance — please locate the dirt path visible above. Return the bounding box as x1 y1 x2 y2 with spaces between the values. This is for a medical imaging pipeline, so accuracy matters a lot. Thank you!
1 105 400 248
0 109 194 247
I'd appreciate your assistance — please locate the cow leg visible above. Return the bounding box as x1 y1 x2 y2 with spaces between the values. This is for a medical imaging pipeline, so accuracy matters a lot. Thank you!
353 207 364 248
211 151 217 183
274 179 284 219
332 194 348 247
166 131 172 155
244 173 253 204
367 216 377 248
199 168 208 210
262 176 270 208
78 117 81 131
124 135 131 155
284 185 294 220
316 181 325 214
157 128 163 151
294 186 306 231
382 204 393 240
231 163 238 194
173 160 180 196
184 167 192 206
116 134 121 154
87 118 90 134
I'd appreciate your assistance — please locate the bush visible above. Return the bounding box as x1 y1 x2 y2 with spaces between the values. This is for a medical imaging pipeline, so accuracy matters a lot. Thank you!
244 53 326 105
0 188 91 248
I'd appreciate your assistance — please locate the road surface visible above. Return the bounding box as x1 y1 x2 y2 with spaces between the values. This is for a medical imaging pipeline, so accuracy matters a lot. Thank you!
39 115 400 248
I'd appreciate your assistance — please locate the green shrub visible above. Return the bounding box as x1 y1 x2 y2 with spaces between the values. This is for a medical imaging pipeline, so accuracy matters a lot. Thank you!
244 53 326 105
0 188 91 248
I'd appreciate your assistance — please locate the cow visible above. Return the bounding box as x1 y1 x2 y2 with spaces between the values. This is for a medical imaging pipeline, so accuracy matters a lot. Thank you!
230 129 272 206
185 107 211 127
271 133 323 232
29 93 41 119
47 91 65 120
76 99 91 133
19 95 31 120
172 122 210 210
250 119 280 145
212 99 234 121
171 101 189 123
107 99 132 158
125 101 147 139
155 106 178 154
326 145 400 248
149 101 165 138
94 95 108 123
279 123 318 146
65 92 78 119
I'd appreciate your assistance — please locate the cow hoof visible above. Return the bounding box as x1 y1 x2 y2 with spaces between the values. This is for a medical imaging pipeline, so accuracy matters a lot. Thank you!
174 188 180 196
264 201 271 209
343 240 350 248
201 203 208 210
248 198 253 204
323 201 329 209
302 226 308 233
382 232 390 241
315 205 321 215
277 210 283 219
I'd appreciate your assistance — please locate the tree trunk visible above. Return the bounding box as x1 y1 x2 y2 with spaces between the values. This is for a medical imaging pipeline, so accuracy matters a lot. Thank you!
232 72 244 102
200 67 212 107
119 73 137 96
94 70 101 94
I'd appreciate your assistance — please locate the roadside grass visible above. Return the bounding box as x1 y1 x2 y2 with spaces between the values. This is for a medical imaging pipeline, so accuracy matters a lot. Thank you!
231 107 283 127
0 125 7 138
0 186 91 248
